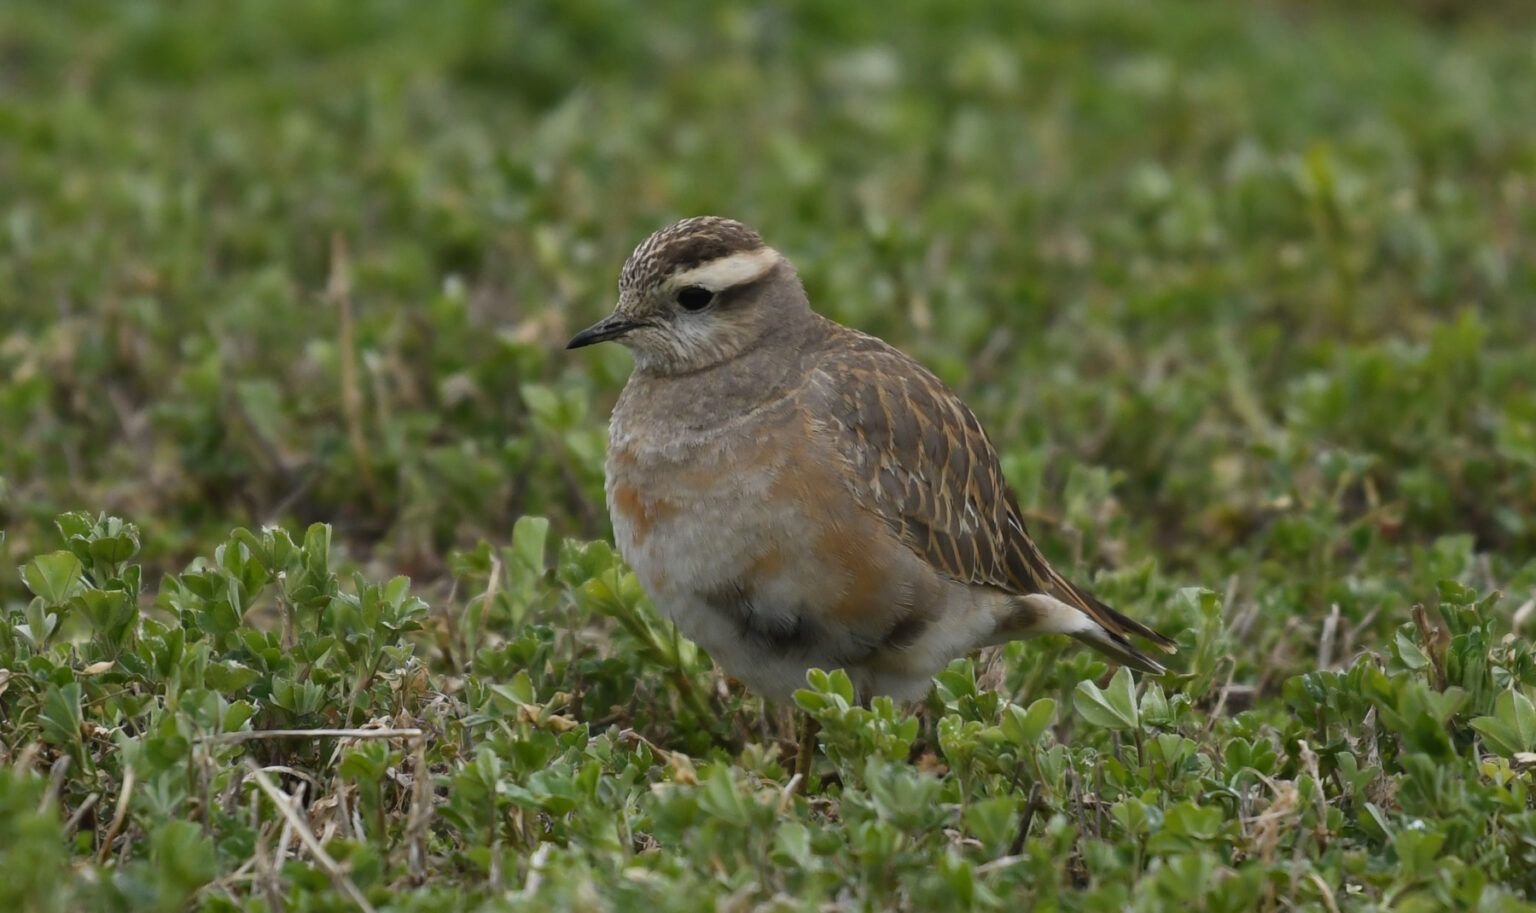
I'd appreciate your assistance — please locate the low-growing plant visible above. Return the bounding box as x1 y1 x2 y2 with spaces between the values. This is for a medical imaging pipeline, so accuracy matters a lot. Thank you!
4 0 1536 908
4 511 1534 909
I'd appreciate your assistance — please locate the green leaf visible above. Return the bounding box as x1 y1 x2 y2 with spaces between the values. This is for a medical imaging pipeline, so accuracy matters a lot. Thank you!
1140 681 1170 723
21 551 86 605
510 515 551 578
803 667 856 706
772 822 812 867
40 682 85 765
697 767 751 826
507 669 536 705
1393 629 1429 671
88 531 139 566
75 588 137 646
1471 689 1536 757
1392 827 1446 872
1154 801 1224 844
1074 667 1140 731
963 797 1017 855
1002 697 1056 747
521 383 563 424
340 743 392 782
53 511 95 542
1111 797 1159 836
20 597 61 648
1360 803 1393 843
151 819 218 902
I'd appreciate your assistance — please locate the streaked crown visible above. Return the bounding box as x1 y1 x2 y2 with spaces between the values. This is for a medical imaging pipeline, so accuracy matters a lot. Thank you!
567 216 802 375
620 216 768 293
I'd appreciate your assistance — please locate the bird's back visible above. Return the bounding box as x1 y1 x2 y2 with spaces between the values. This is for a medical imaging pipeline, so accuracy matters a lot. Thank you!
799 319 1175 673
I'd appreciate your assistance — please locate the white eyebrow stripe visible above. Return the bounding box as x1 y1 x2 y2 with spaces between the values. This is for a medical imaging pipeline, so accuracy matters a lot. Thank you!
670 247 782 291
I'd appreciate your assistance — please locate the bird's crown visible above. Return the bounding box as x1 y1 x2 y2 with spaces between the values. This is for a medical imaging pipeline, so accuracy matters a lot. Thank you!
620 217 770 293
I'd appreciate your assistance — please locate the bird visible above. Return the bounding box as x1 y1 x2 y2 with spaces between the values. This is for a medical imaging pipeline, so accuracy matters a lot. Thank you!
568 216 1176 704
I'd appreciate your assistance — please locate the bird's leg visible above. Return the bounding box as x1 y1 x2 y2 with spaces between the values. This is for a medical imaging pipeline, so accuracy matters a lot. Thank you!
975 646 1009 695
794 712 819 792
905 696 938 764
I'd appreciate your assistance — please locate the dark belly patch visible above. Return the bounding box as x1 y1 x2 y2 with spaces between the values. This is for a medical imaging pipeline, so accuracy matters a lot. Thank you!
880 611 931 651
697 578 894 670
699 580 818 654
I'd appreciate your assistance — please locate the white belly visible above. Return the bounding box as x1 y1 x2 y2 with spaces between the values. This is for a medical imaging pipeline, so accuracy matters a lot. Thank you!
607 428 821 698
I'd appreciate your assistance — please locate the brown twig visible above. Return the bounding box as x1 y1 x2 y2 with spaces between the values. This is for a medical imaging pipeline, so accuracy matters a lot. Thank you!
1007 781 1045 856
1411 605 1448 691
250 786 286 913
328 233 378 509
98 763 135 864
473 553 503 665
42 755 70 810
1318 603 1341 671
405 733 433 880
196 728 423 745
247 762 377 913
64 791 99 838
1202 656 1239 738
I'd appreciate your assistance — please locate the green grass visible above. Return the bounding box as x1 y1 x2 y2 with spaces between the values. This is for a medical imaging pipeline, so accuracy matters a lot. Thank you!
3 0 1536 910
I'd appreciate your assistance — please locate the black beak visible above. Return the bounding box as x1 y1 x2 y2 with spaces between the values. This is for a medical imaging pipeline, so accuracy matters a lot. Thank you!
566 314 640 350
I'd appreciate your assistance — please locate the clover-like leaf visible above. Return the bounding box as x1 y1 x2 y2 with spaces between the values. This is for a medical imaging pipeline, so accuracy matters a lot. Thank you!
21 551 86 605
1075 667 1140 731
1002 697 1057 747
1471 688 1536 757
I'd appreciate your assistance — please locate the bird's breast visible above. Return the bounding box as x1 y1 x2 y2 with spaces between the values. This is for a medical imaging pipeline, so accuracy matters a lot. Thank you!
605 401 802 601
603 385 996 701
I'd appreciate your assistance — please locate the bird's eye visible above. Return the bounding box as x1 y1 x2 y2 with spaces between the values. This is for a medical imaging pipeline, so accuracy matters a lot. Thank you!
676 286 714 311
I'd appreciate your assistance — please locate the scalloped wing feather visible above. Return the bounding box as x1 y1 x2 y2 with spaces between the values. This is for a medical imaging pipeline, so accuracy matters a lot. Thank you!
805 328 1176 658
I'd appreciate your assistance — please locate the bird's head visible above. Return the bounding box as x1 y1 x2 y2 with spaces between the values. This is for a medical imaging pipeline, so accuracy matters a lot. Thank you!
567 217 808 375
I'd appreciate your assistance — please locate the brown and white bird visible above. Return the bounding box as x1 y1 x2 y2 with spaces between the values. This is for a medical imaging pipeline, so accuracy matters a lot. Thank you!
569 217 1175 702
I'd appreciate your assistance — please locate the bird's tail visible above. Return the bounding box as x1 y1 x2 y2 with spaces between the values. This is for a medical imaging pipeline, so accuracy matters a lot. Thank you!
999 578 1177 676
999 520 1178 674
1069 623 1169 676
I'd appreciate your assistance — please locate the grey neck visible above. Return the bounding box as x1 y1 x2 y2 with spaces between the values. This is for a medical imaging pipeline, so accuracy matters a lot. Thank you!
623 309 826 433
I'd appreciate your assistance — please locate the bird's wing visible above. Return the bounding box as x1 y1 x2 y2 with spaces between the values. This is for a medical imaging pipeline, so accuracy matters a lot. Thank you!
804 329 1175 655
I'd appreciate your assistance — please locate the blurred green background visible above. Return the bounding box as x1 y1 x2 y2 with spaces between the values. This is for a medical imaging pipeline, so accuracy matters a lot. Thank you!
3 0 1535 658
5 2 1536 909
